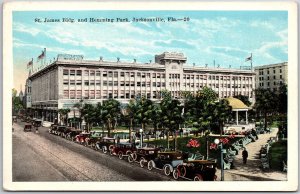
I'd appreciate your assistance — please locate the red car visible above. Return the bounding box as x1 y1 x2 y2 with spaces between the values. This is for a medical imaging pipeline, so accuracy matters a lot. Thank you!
75 132 90 144
110 142 136 160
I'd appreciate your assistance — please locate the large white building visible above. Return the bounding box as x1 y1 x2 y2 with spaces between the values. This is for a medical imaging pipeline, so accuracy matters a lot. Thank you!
254 62 288 92
26 52 255 122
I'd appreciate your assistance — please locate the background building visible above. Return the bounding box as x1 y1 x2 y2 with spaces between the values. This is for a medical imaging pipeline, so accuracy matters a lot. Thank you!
255 62 288 92
26 52 255 122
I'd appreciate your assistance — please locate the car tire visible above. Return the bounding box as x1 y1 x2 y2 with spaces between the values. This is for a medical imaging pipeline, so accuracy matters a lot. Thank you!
118 151 123 160
173 168 179 180
194 174 203 181
131 152 137 161
102 146 108 154
179 165 186 177
147 160 154 171
127 155 134 163
139 157 146 168
164 165 172 176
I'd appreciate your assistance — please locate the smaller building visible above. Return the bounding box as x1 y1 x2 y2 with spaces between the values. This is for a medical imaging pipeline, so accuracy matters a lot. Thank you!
254 62 288 92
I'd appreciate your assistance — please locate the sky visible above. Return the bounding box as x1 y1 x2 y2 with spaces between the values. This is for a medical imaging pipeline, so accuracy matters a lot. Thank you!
12 11 288 92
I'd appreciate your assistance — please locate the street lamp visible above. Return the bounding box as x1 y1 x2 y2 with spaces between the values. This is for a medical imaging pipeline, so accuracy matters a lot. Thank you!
139 128 143 148
214 138 224 181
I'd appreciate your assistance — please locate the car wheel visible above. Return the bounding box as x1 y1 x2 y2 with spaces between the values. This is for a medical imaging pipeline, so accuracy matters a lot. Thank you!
179 165 186 177
127 155 134 163
102 146 108 154
95 144 100 151
164 165 172 176
173 168 179 180
118 151 123 160
109 145 114 151
132 152 137 161
139 157 146 168
147 160 154 171
194 174 203 181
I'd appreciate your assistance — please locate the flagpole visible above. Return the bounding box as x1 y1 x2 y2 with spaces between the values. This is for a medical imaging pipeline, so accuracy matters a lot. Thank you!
31 58 33 73
44 48 46 66
250 53 253 70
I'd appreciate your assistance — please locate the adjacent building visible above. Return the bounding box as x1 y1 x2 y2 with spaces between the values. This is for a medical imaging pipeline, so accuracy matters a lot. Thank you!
25 52 255 122
254 62 288 92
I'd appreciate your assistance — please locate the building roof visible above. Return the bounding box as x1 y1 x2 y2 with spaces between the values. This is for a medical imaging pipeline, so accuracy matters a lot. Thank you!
225 97 249 110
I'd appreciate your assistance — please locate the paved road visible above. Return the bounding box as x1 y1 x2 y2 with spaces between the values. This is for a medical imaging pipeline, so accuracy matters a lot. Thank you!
12 122 173 181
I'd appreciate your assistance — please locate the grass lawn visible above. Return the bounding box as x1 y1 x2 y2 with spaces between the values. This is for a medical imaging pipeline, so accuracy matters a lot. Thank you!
269 140 287 171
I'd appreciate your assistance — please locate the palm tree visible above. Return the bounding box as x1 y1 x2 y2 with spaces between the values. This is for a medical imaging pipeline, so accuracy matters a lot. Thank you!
122 99 139 143
136 97 153 131
151 103 162 139
211 99 231 135
58 108 70 125
73 99 84 129
101 99 121 137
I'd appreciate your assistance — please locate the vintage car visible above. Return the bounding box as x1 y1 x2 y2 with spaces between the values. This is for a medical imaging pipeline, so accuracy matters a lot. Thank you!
128 147 160 167
49 124 58 134
32 119 42 127
56 126 68 136
147 151 184 176
65 128 82 141
84 131 103 149
110 142 136 160
172 160 217 181
75 132 91 144
95 137 116 153
24 124 32 132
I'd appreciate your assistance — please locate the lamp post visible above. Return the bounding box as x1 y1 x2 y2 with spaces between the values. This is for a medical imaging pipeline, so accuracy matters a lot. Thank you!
139 128 143 148
214 138 224 181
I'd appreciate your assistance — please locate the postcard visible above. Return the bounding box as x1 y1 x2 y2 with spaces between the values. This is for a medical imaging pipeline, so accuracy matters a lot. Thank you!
3 1 298 191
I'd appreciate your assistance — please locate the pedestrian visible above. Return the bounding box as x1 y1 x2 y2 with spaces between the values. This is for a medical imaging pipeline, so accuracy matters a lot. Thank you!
242 148 248 164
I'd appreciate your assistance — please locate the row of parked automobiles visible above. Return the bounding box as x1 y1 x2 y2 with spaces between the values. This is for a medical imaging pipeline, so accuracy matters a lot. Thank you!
47 124 218 181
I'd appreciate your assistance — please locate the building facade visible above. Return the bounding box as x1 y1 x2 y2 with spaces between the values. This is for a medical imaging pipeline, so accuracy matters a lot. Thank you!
26 52 255 121
254 62 288 92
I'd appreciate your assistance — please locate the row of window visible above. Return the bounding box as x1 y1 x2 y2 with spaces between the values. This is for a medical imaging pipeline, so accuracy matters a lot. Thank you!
258 68 283 75
259 81 283 87
63 69 253 81
258 75 283 81
63 80 166 87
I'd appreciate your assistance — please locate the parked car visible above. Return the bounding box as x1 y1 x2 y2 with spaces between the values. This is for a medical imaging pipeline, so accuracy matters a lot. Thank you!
85 130 103 149
95 137 116 153
65 128 82 141
147 151 184 176
172 160 217 181
75 132 91 144
128 147 160 167
110 142 136 160
24 124 32 132
49 124 58 134
32 119 42 127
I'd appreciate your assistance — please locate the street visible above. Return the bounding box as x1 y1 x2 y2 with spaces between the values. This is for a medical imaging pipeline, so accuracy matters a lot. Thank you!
12 122 173 181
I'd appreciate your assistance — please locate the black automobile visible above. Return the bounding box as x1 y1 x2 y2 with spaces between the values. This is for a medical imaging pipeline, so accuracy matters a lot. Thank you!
172 160 217 181
128 147 160 167
147 152 184 176
65 128 82 141
95 137 116 153
49 124 58 134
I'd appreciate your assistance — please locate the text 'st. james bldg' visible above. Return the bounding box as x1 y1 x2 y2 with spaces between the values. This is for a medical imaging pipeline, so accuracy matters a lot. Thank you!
26 52 255 121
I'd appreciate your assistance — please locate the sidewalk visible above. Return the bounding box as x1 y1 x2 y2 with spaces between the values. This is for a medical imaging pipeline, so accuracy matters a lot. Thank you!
223 128 287 181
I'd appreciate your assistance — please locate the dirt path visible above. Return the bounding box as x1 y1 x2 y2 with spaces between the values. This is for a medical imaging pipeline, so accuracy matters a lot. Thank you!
226 128 287 181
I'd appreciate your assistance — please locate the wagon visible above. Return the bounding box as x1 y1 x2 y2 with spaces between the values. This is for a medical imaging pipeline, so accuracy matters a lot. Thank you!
172 160 217 181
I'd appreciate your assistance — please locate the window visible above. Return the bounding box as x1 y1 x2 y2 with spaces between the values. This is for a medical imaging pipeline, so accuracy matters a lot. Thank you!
273 75 276 79
162 82 165 87
70 80 75 85
126 81 130 86
120 81 125 86
103 71 107 77
84 80 89 86
274 82 276 85
273 69 276 74
96 71 100 76
280 69 282 73
90 71 95 76
114 72 118 77
90 81 95 86
96 80 100 86
70 90 75 99
137 82 141 87
108 81 113 86
142 82 145 87
157 74 160 78
130 72 134 77
84 90 89 99
76 90 82 99
126 93 130 99
108 71 113 77
63 70 69 75
280 75 282 79
152 73 156 78
131 82 134 86
142 73 145 78
114 81 118 86
267 76 269 80
120 72 125 77
267 70 270 74
76 70 82 76
157 82 161 87
84 70 89 76
152 82 156 87
162 74 165 78
137 72 141 77
63 90 68 98
63 80 69 85
103 81 107 86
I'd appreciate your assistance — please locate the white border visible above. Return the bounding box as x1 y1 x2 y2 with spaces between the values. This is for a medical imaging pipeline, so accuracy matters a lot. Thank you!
3 1 298 191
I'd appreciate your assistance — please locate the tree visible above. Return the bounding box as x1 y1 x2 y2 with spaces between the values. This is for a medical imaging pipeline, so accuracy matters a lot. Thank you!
211 99 232 135
12 88 24 116
72 99 84 128
101 99 121 137
150 103 162 139
254 88 278 130
135 97 153 131
58 108 70 125
160 90 183 150
81 104 96 131
123 99 139 143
